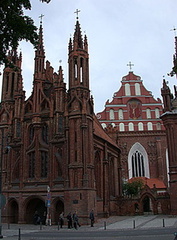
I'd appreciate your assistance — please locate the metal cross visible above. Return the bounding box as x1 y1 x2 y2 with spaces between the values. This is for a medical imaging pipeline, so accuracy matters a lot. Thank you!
74 9 81 19
127 61 134 71
39 14 44 24
170 26 177 36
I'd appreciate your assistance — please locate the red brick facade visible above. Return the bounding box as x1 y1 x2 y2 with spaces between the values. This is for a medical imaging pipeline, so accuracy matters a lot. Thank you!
0 20 121 224
96 71 170 215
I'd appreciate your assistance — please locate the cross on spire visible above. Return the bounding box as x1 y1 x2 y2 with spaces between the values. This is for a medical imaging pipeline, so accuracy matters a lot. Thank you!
171 26 177 37
39 14 44 24
74 9 81 19
127 61 134 71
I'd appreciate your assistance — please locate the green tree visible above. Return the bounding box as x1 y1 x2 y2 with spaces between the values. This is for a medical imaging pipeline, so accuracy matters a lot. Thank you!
123 179 144 197
0 0 51 66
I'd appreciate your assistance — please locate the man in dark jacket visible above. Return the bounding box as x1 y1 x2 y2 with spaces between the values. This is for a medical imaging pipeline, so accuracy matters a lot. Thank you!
89 210 94 227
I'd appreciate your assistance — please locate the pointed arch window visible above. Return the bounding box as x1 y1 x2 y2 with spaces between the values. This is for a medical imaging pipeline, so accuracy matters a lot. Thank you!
41 151 48 178
42 124 49 144
29 126 34 144
128 142 150 179
29 152 35 178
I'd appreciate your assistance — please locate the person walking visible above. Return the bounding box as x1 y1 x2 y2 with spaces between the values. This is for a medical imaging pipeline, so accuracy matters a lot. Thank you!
73 211 80 230
59 212 64 228
67 212 72 229
89 210 95 227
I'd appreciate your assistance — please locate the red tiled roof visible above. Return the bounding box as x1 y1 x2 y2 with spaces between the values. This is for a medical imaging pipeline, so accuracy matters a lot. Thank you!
129 177 166 189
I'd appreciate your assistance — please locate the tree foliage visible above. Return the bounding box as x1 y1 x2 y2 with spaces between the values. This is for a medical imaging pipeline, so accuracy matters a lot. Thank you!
123 179 144 197
0 0 51 66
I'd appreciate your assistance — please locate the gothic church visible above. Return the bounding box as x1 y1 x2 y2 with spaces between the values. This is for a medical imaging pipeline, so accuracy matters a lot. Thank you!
0 18 121 224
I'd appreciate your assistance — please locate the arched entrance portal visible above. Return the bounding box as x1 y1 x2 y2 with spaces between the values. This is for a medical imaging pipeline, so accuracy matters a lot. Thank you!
143 196 153 214
55 200 64 224
8 199 18 223
26 198 46 224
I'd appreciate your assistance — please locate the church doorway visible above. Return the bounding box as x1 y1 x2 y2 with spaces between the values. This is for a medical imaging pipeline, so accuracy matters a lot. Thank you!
143 196 153 214
54 200 64 224
25 198 46 224
8 199 18 223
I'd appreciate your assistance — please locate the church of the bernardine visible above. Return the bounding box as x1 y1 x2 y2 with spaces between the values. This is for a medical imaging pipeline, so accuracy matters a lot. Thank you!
0 14 176 224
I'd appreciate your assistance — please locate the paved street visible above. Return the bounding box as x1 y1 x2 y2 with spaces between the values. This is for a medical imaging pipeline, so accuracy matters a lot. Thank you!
1 215 177 239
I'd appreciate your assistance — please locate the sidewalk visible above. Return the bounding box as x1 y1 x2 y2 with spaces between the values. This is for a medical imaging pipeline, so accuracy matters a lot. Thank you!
1 215 177 239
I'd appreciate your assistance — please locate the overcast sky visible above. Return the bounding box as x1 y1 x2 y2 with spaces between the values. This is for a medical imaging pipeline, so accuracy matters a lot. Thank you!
1 0 177 113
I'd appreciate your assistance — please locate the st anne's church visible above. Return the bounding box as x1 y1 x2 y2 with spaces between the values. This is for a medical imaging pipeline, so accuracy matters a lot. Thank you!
0 15 177 224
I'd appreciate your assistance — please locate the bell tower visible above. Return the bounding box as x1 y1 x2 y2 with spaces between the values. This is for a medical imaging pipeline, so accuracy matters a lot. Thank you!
65 11 96 223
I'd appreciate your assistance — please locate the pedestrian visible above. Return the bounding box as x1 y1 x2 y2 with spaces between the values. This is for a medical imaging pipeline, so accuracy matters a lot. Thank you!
89 210 95 227
59 212 64 228
67 212 72 229
73 211 80 229
33 211 40 225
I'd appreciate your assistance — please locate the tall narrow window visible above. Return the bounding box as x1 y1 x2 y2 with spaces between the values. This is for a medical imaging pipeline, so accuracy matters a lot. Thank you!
41 151 48 178
58 116 63 133
16 121 21 138
125 83 131 96
118 109 123 120
29 126 34 144
29 152 35 178
109 109 115 120
128 122 134 131
119 123 125 131
155 108 160 118
147 122 153 130
135 83 141 95
42 124 48 144
138 122 144 131
80 58 83 83
74 59 77 79
131 151 145 177
146 108 151 119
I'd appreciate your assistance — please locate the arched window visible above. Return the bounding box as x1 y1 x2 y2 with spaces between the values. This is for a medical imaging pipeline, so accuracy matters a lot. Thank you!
41 151 48 178
138 122 144 131
119 123 125 131
156 122 161 130
146 108 151 119
125 83 131 96
42 124 49 144
29 125 34 144
128 122 134 131
147 122 153 130
101 123 107 129
29 152 35 178
109 109 115 120
118 109 124 120
135 83 141 95
155 108 160 118
128 142 150 179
